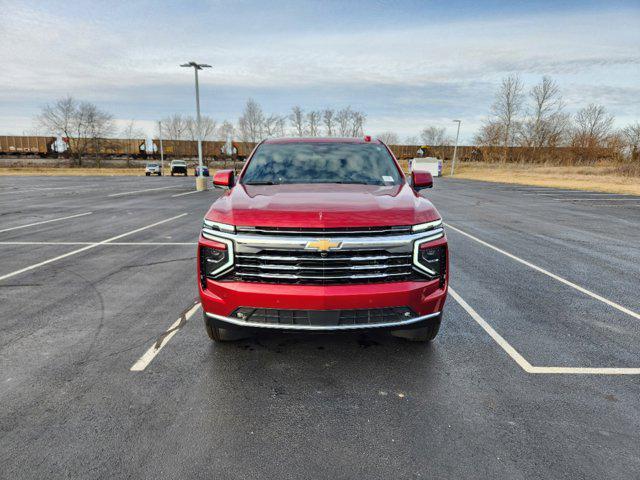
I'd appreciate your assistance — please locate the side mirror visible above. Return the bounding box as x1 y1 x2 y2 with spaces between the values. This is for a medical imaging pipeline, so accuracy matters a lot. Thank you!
412 171 433 190
213 169 235 189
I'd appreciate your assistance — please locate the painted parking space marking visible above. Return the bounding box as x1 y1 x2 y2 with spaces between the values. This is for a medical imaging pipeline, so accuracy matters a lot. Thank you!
450 287 640 375
108 185 178 197
0 212 92 233
444 222 640 321
0 241 196 246
0 214 188 282
130 301 201 372
171 190 208 197
0 184 102 195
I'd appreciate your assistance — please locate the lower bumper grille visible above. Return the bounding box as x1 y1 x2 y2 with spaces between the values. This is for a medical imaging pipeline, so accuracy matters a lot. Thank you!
230 306 416 326
228 249 423 285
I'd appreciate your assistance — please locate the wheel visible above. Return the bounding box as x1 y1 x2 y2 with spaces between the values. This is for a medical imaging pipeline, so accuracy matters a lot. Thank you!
203 313 249 342
391 313 442 342
145 172 150 176
158 173 162 176
171 172 174 176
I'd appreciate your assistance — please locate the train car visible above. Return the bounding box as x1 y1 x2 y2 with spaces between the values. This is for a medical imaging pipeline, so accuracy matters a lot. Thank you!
0 136 56 156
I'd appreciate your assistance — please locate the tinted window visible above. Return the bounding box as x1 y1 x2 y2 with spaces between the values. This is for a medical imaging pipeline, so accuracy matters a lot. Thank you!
241 143 401 186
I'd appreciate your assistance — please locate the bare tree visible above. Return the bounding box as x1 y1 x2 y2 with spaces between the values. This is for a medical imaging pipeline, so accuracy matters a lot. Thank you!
420 126 450 146
186 115 217 141
37 97 114 166
238 99 265 143
306 110 321 137
377 131 400 144
335 107 353 136
404 135 420 145
621 122 640 160
474 121 504 146
121 120 145 139
350 111 366 137
520 76 568 149
84 102 115 167
275 116 287 137
572 104 614 150
491 74 524 149
323 109 335 136
38 96 77 141
289 106 306 136
262 114 283 138
161 114 188 140
121 120 145 166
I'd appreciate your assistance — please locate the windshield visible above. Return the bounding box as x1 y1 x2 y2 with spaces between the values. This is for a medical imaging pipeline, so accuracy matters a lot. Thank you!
147 163 158 167
172 161 186 166
241 142 402 186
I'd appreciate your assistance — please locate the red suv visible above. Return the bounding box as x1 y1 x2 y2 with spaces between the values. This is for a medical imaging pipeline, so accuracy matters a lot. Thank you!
197 138 448 342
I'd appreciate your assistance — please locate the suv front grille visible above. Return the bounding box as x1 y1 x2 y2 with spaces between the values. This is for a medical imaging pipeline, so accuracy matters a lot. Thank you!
225 249 423 285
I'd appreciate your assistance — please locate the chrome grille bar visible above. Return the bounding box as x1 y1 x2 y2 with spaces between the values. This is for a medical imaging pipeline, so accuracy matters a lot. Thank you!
235 253 408 262
235 271 409 280
235 263 413 271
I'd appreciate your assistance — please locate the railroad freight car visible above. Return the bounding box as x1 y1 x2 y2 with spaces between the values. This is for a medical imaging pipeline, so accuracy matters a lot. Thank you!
0 136 56 156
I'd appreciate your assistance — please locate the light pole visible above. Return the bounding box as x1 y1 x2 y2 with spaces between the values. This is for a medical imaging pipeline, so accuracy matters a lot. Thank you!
450 119 461 176
180 61 211 191
158 121 164 176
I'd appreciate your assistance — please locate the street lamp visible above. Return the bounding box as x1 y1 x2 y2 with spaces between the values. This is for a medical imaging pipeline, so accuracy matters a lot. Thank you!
450 119 461 176
180 61 212 191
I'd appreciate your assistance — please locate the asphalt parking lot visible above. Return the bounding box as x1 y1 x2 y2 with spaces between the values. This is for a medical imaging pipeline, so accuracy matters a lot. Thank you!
1 175 639 479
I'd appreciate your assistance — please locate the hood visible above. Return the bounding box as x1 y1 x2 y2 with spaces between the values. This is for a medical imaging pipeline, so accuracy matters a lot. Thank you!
205 183 441 228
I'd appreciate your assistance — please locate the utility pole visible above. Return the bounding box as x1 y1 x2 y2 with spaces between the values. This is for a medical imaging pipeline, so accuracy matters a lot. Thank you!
180 61 212 191
451 120 461 176
158 121 164 176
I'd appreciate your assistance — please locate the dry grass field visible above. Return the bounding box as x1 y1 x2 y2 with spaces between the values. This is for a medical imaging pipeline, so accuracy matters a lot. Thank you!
0 167 147 176
445 162 640 196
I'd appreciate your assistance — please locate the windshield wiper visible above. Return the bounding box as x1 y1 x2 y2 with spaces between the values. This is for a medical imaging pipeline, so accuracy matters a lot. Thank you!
244 181 276 185
332 181 378 185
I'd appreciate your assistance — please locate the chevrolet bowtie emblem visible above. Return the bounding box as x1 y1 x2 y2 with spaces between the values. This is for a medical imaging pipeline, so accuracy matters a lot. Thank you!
305 238 342 252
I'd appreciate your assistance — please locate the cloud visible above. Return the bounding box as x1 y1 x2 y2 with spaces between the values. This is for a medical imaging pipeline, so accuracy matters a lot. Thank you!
1 1 638 140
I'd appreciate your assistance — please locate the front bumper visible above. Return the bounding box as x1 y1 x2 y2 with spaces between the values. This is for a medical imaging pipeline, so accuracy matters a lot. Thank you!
199 275 447 332
198 225 448 332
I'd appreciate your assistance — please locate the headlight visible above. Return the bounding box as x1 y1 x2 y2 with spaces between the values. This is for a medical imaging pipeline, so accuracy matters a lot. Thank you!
199 237 234 288
413 240 447 286
412 219 442 232
203 219 235 233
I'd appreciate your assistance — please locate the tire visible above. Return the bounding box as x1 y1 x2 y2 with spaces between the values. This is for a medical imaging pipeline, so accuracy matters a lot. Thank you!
391 313 442 342
171 172 174 176
145 172 150 176
204 313 248 342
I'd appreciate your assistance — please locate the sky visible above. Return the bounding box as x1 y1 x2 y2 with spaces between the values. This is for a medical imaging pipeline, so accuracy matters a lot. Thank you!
0 0 639 143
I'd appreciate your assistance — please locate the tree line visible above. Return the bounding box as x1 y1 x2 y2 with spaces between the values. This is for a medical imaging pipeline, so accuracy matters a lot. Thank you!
474 74 639 162
37 87 639 165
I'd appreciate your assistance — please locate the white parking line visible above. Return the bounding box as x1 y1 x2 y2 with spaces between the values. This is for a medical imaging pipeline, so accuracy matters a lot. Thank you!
0 214 188 282
130 302 201 372
444 222 640 321
0 212 92 233
557 198 640 202
0 185 102 195
108 186 178 197
449 287 640 375
171 190 208 197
